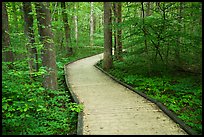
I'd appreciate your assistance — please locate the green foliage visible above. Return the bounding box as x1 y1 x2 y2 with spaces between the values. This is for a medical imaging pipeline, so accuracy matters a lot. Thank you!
2 46 103 135
92 33 104 47
3 1 104 135
122 2 202 74
4 1 201 135
101 56 202 134
2 63 79 135
114 3 202 133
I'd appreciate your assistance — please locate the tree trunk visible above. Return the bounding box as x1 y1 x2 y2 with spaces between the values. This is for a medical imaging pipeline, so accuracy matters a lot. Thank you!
35 2 58 90
113 3 117 55
100 12 104 33
93 11 97 33
103 2 113 70
23 2 39 72
90 2 94 46
141 2 148 54
113 2 122 60
57 2 61 22
141 2 151 75
2 2 14 64
175 2 183 66
156 2 160 11
146 2 152 16
61 2 73 55
51 2 58 22
74 3 78 46
116 2 123 60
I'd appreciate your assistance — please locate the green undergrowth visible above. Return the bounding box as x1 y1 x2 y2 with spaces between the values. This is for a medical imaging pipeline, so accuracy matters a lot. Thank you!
2 46 103 135
96 54 202 134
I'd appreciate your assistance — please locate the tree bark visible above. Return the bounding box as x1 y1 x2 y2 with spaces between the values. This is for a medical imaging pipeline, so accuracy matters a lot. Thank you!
141 2 148 54
116 2 122 60
146 2 152 16
103 2 113 70
175 2 183 65
61 2 73 55
156 2 160 11
74 3 78 46
90 2 94 46
142 2 152 75
23 2 39 72
35 2 58 90
113 3 117 54
113 2 122 60
99 12 104 33
2 2 14 64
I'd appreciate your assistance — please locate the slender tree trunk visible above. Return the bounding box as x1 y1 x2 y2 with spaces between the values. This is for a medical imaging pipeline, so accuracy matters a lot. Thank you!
141 2 151 75
2 2 14 65
199 3 202 25
175 2 183 66
35 2 58 90
113 3 117 55
103 2 113 70
141 2 148 54
100 13 104 33
146 2 151 16
156 2 160 11
93 11 96 33
66 2 72 45
113 2 122 60
61 2 73 55
51 2 58 22
23 2 39 72
161 2 169 68
117 2 123 60
74 3 78 46
57 2 61 22
90 2 94 46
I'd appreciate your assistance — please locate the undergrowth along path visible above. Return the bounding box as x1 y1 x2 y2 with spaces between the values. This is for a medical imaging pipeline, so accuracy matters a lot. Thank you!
64 53 187 135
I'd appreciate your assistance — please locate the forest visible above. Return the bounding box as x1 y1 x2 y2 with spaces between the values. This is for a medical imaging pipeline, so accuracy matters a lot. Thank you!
2 2 202 135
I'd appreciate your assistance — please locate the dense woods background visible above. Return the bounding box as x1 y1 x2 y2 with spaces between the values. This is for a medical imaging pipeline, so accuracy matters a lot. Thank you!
2 2 202 135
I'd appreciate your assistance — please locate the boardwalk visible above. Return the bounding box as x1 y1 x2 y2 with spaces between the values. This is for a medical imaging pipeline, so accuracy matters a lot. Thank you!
64 53 187 135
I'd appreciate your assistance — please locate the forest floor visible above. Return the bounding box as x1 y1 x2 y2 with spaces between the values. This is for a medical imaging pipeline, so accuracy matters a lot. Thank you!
64 53 188 135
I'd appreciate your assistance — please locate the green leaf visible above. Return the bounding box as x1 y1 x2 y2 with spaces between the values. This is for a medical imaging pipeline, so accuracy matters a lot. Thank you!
3 103 8 110
41 25 46 29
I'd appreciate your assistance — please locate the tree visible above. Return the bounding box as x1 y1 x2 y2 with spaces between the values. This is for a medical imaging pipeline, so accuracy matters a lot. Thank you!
113 2 123 60
74 3 78 46
175 2 183 65
103 2 113 70
113 3 117 53
141 2 148 54
61 2 73 55
2 2 14 64
35 2 58 90
116 2 122 60
90 2 94 46
146 2 152 16
23 2 39 72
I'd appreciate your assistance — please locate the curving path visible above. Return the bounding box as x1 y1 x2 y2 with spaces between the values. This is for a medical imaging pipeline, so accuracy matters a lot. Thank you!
64 53 187 135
